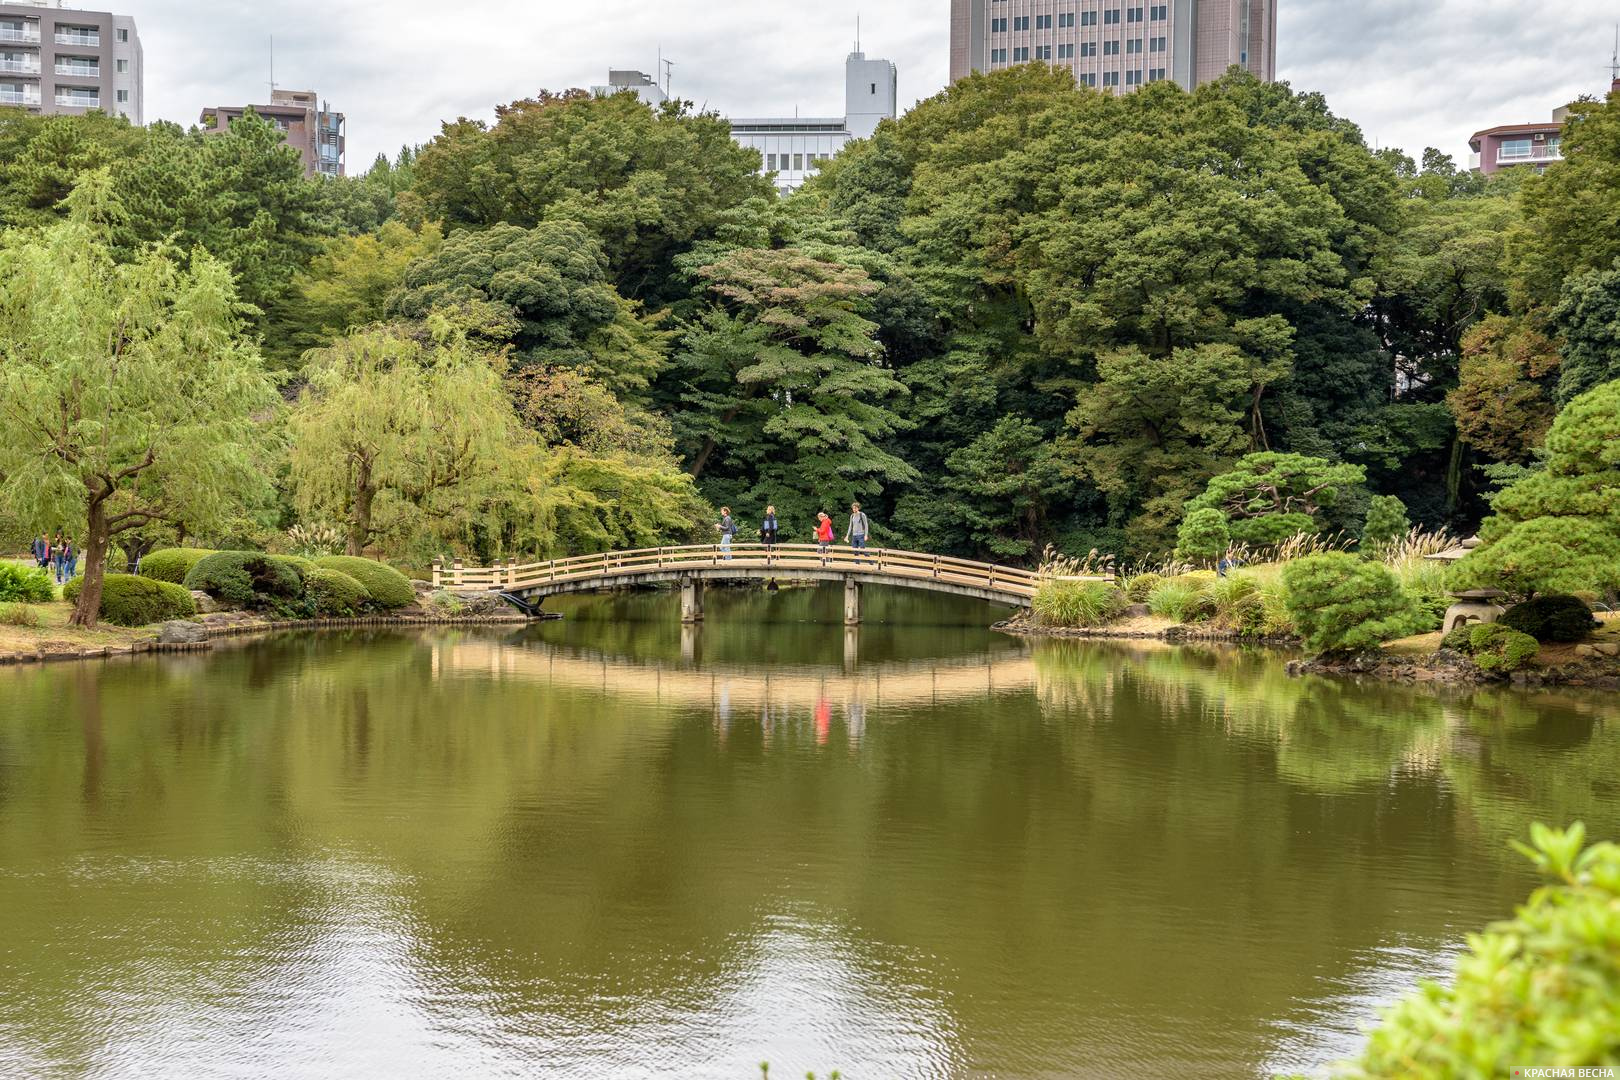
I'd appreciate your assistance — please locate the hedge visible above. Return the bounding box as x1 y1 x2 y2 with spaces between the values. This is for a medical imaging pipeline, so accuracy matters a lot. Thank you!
63 574 195 627
0 562 55 604
1499 594 1599 643
312 556 416 610
138 548 218 585
184 551 308 612
307 569 370 617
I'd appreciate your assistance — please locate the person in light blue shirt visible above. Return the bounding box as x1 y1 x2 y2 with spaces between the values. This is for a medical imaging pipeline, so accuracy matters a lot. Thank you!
716 508 738 560
844 502 871 564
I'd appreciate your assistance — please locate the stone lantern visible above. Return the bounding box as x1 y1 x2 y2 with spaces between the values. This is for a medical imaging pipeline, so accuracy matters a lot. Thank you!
1425 537 1507 633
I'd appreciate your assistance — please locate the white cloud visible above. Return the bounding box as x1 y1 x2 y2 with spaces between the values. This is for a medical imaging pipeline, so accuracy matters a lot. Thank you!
119 0 1620 170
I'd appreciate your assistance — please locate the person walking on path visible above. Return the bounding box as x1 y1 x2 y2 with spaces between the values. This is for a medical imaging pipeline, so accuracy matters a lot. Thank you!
844 502 871 564
51 533 66 584
760 506 779 551
32 533 48 570
716 507 738 560
814 512 835 556
65 540 79 582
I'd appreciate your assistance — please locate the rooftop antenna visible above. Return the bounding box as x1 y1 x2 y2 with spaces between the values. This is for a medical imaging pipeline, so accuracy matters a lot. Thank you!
1610 24 1619 82
856 14 861 53
268 35 277 97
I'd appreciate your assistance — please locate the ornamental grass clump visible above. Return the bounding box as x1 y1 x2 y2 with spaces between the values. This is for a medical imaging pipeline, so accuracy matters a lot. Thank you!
1032 579 1127 628
1337 823 1620 1079
1280 552 1419 656
1146 580 1212 624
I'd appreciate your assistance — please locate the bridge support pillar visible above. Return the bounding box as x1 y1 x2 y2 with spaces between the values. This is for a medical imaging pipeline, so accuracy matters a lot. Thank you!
844 578 861 627
680 575 704 623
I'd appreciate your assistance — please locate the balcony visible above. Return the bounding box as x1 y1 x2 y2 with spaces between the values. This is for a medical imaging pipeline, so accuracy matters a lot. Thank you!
1497 145 1562 166
0 89 42 105
54 31 100 47
0 27 42 44
54 93 99 108
0 59 42 75
54 63 100 79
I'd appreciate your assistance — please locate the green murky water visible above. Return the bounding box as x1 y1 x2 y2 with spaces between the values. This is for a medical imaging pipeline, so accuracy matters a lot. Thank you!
1 585 1615 1078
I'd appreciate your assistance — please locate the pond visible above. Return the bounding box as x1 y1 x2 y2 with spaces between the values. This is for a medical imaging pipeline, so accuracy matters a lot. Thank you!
1 584 1615 1079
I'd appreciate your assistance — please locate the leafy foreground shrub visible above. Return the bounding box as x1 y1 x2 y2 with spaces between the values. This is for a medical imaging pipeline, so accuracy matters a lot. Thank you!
0 562 55 604
1147 580 1213 624
307 569 371 617
1281 553 1418 656
63 574 195 627
1500 594 1600 643
1440 624 1476 654
1337 823 1620 1078
1032 580 1127 628
184 551 307 612
137 548 218 585
1124 573 1163 603
1468 623 1541 674
312 556 415 610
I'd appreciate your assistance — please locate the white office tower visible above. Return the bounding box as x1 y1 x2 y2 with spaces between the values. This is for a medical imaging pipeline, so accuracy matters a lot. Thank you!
844 50 897 140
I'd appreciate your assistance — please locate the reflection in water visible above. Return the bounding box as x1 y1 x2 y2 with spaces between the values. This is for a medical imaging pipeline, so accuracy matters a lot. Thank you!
0 585 1616 1079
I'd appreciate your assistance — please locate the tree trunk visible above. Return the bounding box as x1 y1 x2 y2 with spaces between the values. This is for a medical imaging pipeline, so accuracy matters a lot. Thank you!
346 478 375 557
69 498 112 628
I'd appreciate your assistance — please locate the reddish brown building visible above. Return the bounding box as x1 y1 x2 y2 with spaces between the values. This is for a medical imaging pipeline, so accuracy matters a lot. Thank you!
200 88 345 178
1470 77 1620 176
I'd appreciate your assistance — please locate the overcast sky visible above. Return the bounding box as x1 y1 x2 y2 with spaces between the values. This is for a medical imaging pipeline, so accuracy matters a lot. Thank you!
122 0 1620 171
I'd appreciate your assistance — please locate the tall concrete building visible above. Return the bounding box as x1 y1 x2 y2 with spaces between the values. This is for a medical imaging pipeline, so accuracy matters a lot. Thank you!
200 89 346 178
950 0 1275 92
0 0 142 123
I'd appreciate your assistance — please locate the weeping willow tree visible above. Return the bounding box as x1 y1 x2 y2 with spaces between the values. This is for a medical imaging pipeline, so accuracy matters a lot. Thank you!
0 171 275 626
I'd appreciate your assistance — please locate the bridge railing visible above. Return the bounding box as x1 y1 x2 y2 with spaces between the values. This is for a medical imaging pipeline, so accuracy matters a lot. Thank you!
432 543 1095 599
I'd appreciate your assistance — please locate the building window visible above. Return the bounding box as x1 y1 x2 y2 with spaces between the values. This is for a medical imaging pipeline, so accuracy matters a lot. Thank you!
1013 15 1029 30
1079 72 1098 87
116 88 128 102
1081 10 1098 25
1149 36 1166 51
1148 67 1167 81
1104 9 1121 24
1102 70 1120 86
1127 6 1144 21
1013 46 1030 60
116 58 128 71
793 153 804 170
1081 41 1097 56
1150 4 1168 18
1499 139 1532 160
1548 137 1562 156
1036 14 1052 28
991 47 1008 63
1126 69 1143 84
1127 38 1143 53
1057 43 1075 58
991 17 1007 32
1059 12 1075 27
1035 44 1052 59
1104 40 1120 55
116 28 128 42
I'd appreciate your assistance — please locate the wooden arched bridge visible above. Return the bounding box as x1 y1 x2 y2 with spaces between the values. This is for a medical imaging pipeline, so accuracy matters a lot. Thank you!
433 543 1100 624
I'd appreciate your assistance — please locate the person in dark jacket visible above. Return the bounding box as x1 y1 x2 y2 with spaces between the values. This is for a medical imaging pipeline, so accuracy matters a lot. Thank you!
760 506 779 550
32 534 48 569
50 533 67 584
716 507 738 560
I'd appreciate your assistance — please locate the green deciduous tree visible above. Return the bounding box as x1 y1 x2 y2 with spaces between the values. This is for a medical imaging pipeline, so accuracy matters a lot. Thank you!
1549 262 1620 405
0 176 276 626
1452 379 1620 596
1448 314 1561 462
941 417 1068 560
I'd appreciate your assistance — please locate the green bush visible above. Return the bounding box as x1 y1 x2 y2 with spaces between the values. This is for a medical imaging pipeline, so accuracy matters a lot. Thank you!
312 556 416 610
1281 553 1419 656
1341 823 1620 1078
1147 580 1213 623
1499 594 1600 643
1124 573 1163 602
307 569 371 617
1468 623 1541 674
1174 508 1230 565
184 551 307 612
0 602 41 627
0 562 55 603
1032 580 1127 628
1440 625 1475 654
137 548 218 585
63 574 195 627
1360 495 1410 553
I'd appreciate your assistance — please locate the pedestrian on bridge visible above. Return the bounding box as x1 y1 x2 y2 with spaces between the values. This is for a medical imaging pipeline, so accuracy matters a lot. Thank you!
716 508 738 560
814 512 835 555
760 506 779 550
844 503 871 564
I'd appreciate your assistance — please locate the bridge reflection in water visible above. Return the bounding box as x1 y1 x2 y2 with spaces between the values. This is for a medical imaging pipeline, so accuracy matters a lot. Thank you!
428 630 1051 749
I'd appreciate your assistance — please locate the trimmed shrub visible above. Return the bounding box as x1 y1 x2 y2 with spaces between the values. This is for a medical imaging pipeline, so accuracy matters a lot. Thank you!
1032 580 1127 628
138 548 218 585
1499 594 1600 643
0 562 55 603
1124 573 1163 603
312 556 415 610
1281 553 1418 656
1147 580 1214 623
1360 495 1410 553
1174 508 1230 565
1468 623 1541 674
1440 625 1475 654
307 569 371 617
63 574 195 627
1342 824 1620 1078
184 551 307 612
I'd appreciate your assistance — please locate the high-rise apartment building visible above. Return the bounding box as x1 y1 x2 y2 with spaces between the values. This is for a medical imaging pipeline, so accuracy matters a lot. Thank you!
0 0 142 123
950 0 1275 92
200 89 346 178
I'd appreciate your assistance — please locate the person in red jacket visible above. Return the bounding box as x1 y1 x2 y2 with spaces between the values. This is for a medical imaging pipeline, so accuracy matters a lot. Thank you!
814 512 834 555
